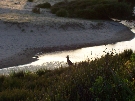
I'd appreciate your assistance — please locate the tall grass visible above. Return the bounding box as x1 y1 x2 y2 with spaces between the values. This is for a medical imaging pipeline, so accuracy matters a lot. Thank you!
0 50 135 101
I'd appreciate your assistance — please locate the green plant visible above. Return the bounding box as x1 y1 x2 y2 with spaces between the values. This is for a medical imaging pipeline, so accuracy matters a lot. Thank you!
27 0 34 2
36 69 51 76
51 0 133 20
36 2 51 8
0 89 33 101
11 71 25 78
130 53 135 62
51 7 60 14
56 9 69 17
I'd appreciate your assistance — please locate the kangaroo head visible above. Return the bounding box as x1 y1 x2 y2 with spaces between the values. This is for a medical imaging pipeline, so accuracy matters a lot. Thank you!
66 55 69 59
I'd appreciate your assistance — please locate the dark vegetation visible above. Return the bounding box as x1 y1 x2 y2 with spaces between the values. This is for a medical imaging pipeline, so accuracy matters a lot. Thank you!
118 0 135 4
27 0 34 2
51 0 134 20
36 2 51 8
56 9 69 17
0 50 135 101
32 7 40 14
32 2 51 14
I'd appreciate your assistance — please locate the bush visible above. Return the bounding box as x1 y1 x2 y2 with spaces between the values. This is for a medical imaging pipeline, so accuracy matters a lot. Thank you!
27 0 34 2
51 7 60 14
32 7 40 14
56 9 69 17
36 2 51 8
51 0 133 20
75 9 97 19
108 2 132 19
51 1 68 14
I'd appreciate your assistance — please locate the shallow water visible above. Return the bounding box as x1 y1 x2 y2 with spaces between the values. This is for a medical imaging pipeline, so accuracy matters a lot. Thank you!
0 21 135 75
30 36 135 67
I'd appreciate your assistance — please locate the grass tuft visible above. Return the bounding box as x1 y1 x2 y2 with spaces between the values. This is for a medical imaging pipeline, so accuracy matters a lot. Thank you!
36 69 51 76
10 71 25 78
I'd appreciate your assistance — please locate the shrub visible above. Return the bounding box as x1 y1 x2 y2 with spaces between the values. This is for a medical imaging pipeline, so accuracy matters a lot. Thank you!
56 9 69 17
27 0 34 2
75 9 97 19
51 0 133 20
36 2 51 8
32 7 40 14
51 7 60 14
51 1 68 14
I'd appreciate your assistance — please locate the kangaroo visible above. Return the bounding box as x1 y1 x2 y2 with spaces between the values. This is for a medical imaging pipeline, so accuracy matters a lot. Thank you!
66 55 73 66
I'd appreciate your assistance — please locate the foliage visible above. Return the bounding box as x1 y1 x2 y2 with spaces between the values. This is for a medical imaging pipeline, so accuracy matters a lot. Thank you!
51 0 133 20
0 50 135 101
56 9 69 17
51 7 60 14
10 71 25 78
36 2 51 8
32 7 40 14
118 0 135 5
27 0 34 2
36 69 51 76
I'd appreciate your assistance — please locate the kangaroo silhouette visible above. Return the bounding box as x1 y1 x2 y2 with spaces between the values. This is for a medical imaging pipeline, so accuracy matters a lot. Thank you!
66 55 73 66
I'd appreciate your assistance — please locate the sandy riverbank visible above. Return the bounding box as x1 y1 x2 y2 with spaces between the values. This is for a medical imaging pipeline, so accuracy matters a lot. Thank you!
0 0 135 69
0 21 134 69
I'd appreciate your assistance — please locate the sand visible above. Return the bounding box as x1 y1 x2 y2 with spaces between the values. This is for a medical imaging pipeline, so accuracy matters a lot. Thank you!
0 0 134 69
